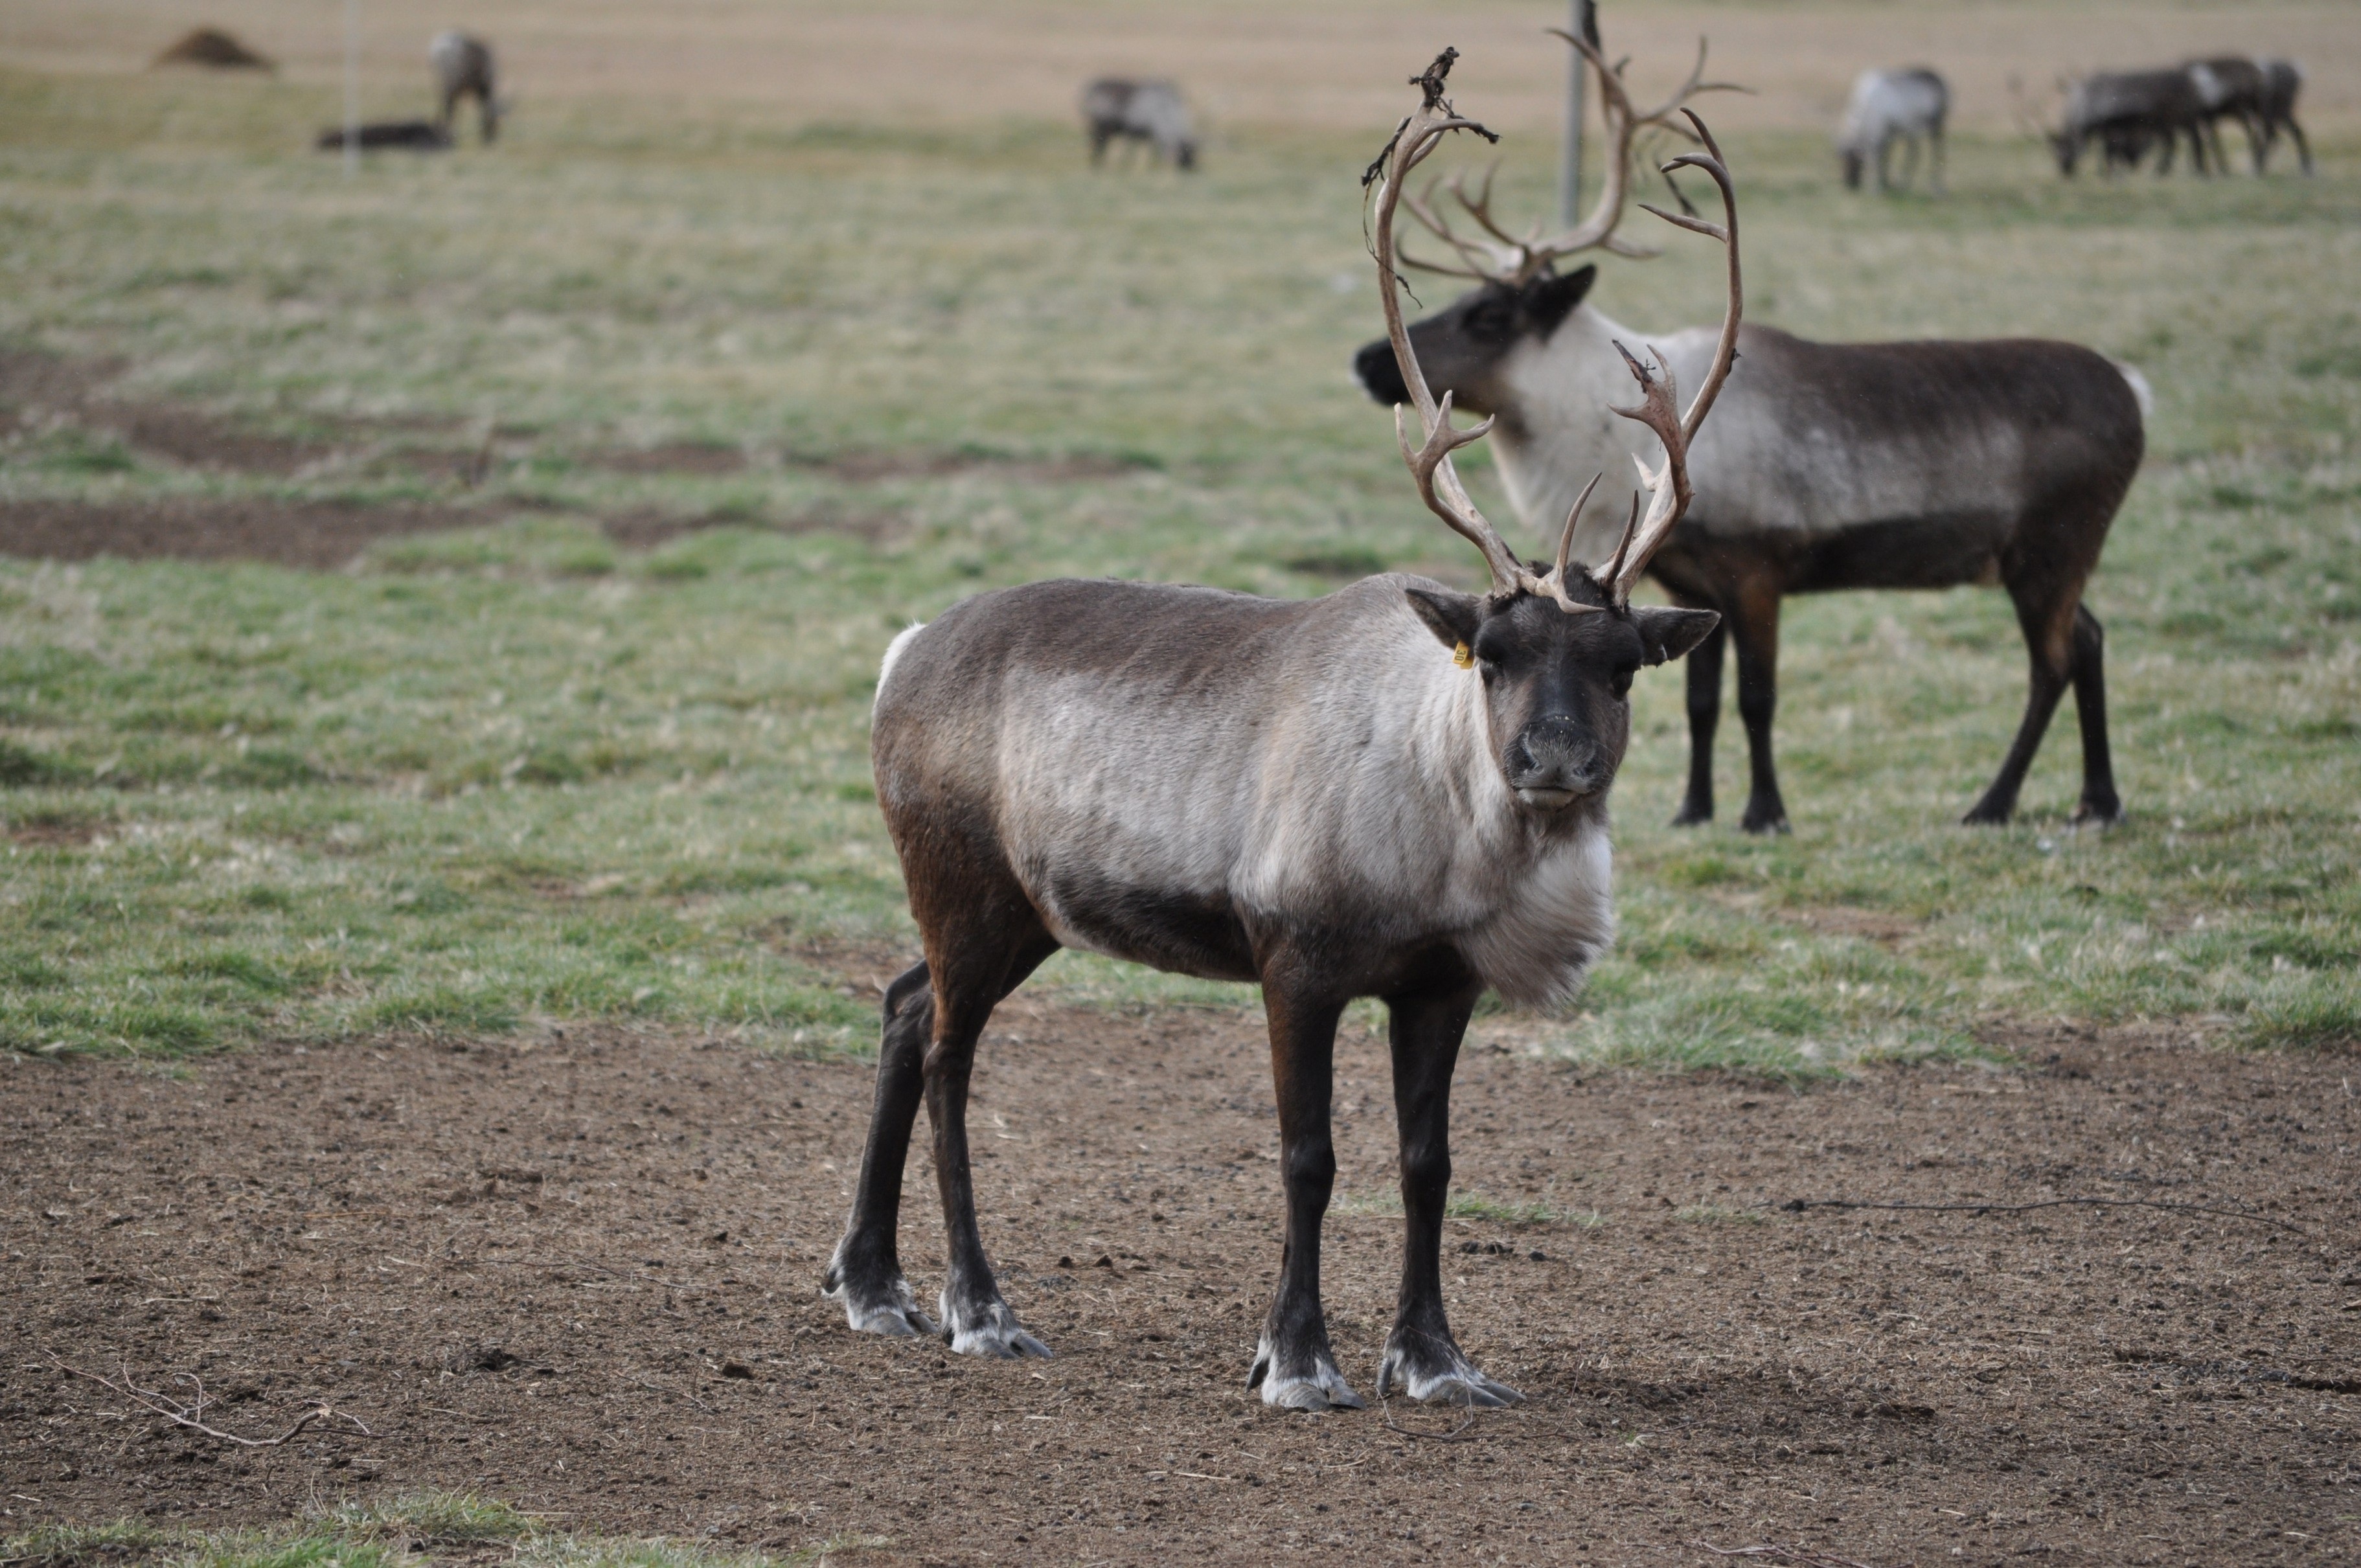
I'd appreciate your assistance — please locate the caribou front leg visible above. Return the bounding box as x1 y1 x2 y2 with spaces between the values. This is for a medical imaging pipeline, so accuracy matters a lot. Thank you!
1247 968 1361 1410
1375 977 1522 1407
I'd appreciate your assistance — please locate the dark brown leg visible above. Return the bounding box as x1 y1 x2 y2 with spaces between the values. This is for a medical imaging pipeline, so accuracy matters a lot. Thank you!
2068 604 2123 824
1966 575 2079 825
1246 960 1359 1409
1731 585 1790 834
1375 974 1519 1407
825 913 1056 1353
1672 614 1724 826
823 962 939 1336
924 926 1059 1357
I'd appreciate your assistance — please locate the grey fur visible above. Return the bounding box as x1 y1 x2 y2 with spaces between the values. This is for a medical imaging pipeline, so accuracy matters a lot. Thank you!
1080 78 1198 170
1836 69 1948 194
429 31 499 145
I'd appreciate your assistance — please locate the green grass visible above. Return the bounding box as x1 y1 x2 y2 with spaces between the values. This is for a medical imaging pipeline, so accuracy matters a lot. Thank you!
1 67 2356 1069
0 1494 882 1568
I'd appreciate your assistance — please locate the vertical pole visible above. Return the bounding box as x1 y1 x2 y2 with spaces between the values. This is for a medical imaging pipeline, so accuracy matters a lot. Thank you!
343 0 361 178
1557 0 1598 228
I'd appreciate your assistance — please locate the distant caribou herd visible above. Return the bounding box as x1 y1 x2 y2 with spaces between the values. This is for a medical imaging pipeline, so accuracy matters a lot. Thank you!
1835 52 2310 192
2051 56 2310 177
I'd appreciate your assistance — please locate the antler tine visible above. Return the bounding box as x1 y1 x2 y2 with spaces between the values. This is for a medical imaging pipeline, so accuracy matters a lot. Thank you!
1514 32 1746 281
1604 109 1742 604
1404 173 1520 278
1450 163 1527 253
1597 488 1642 589
1548 471 1606 587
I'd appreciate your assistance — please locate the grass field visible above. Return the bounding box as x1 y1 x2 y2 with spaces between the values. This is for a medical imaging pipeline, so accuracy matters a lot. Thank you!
1 8 2358 1076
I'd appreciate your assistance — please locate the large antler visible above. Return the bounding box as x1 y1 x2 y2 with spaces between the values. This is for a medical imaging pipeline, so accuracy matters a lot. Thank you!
1369 60 1742 613
1596 111 1743 606
1367 50 1599 611
1399 32 1743 285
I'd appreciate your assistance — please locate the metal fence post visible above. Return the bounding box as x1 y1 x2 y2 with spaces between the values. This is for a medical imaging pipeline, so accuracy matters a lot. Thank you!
343 0 361 177
1557 0 1599 228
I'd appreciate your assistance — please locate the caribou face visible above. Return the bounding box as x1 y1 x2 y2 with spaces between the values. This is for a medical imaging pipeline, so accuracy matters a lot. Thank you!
1352 266 1597 415
1402 578 1717 810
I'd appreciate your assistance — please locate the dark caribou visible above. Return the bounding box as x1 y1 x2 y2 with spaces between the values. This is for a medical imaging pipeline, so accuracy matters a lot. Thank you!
823 49 1735 1411
1354 27 2145 832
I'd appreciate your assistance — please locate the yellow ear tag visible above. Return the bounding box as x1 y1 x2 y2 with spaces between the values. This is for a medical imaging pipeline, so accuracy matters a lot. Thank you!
1452 641 1474 670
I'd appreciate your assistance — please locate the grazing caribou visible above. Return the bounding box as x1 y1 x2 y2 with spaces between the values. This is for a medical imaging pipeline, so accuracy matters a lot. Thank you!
1080 78 1198 170
1354 29 2143 832
429 31 500 145
2258 58 2313 174
2053 69 2210 176
824 49 1736 1410
1836 68 1948 194
2187 56 2268 174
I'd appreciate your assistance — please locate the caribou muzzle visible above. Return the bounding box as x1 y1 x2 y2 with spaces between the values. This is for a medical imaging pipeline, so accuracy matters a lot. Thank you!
1354 335 1411 406
1505 715 1604 808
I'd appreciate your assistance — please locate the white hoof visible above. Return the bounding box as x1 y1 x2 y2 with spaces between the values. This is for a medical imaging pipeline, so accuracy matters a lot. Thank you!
940 1292 1051 1359
1376 1344 1523 1407
823 1259 938 1338
1249 1333 1366 1411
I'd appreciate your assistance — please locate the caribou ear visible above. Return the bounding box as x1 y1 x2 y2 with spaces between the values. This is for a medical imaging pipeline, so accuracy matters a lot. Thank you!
1525 264 1597 341
1403 586 1483 652
1630 606 1720 666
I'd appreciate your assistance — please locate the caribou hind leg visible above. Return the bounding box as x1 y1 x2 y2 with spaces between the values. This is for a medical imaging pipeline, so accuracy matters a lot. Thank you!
1248 964 1362 1409
2068 603 2123 824
1730 586 1791 834
1965 564 2082 824
1375 973 1522 1407
922 922 1059 1358
824 907 1057 1354
1672 612 1725 826
824 962 941 1337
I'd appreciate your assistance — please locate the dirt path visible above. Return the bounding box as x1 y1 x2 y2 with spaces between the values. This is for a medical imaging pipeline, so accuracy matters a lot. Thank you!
5 1009 2356 1565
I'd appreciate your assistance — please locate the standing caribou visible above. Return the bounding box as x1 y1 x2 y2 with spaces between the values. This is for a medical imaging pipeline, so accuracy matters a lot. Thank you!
1836 68 1948 194
429 31 500 145
825 49 1737 1410
1355 30 2144 832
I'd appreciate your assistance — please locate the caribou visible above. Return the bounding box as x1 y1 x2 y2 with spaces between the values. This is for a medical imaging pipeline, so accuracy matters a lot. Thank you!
1836 68 1948 194
1080 78 1199 170
429 31 500 146
1354 30 2144 833
823 49 1736 1411
2052 69 2211 176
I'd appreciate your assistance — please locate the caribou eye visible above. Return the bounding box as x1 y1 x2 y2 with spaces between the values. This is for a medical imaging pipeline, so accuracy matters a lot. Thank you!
1610 664 1637 700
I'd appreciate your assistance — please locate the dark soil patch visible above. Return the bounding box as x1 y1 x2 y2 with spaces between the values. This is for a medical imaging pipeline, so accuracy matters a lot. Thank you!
2 350 328 478
790 449 1154 484
593 444 749 477
5 1014 2355 1563
150 28 275 71
0 498 468 571
600 501 903 551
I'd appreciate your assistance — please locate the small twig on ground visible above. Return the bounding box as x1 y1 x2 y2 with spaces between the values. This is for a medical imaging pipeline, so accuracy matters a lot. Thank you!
1693 1541 1876 1568
626 1374 711 1412
51 1359 371 1447
1778 1196 2318 1241
1378 1394 1483 1442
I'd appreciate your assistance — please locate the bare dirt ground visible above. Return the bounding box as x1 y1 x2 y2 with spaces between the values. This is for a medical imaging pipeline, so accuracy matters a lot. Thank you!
5 1006 2356 1565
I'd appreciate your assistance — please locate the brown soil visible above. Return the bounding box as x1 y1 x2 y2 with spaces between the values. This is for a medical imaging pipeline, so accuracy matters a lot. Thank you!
6 1010 2356 1565
148 28 273 72
0 498 470 571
